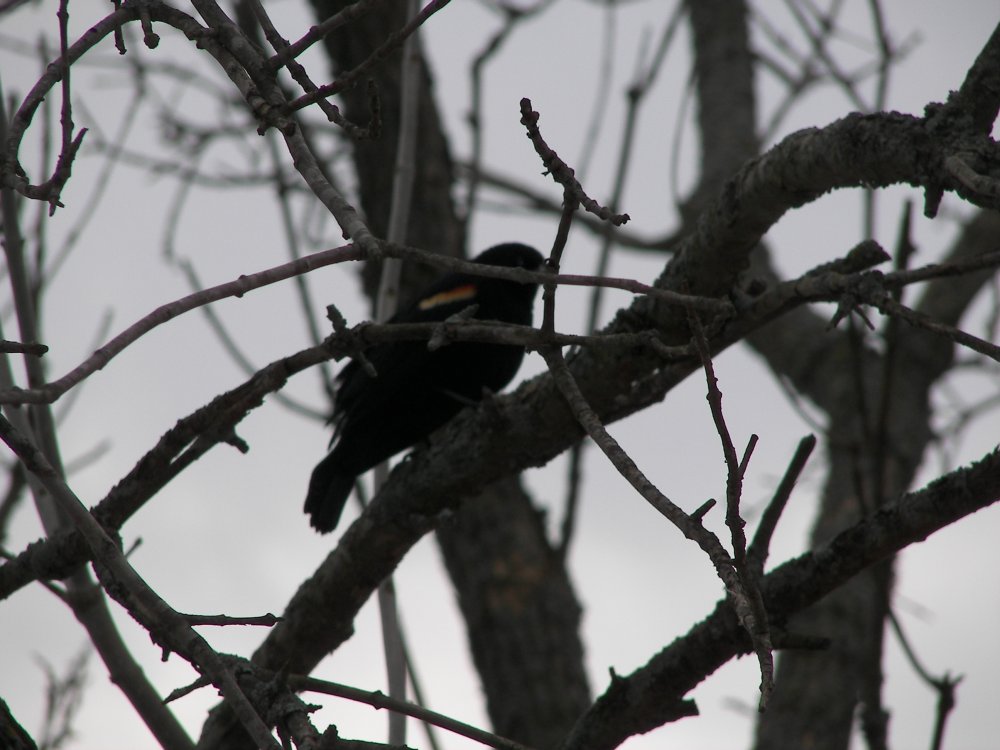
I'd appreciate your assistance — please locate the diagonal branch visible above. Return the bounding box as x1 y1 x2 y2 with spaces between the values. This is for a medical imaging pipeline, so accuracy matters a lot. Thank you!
537 341 774 710
0 415 279 750
562 447 1000 750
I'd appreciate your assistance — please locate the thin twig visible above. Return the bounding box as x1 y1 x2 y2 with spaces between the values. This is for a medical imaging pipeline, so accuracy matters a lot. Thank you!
747 434 817 575
585 6 681 336
250 0 363 133
285 0 453 113
574 0 617 184
383 244 730 311
182 613 282 627
883 249 1000 287
687 309 748 562
463 2 552 223
873 200 916 516
0 415 277 749
887 610 962 750
7 233 991 410
289 675 537 750
686 309 774 710
0 340 47 356
519 98 630 226
262 134 333 351
1 81 196 750
402 626 444 750
875 295 1000 362
266 0 382 71
454 162 667 250
540 344 746 577
0 244 361 405
175 259 326 420
944 154 1000 206
373 4 424 740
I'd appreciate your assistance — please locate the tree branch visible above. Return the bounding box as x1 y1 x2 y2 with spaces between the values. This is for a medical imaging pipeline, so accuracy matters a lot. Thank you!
562 448 1000 750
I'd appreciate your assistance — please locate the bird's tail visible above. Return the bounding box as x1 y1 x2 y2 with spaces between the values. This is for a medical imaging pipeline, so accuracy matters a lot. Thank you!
304 453 356 533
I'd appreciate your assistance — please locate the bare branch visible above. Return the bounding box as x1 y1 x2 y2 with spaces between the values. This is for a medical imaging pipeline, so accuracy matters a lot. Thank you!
518 98 630 226
563 448 1000 750
284 0 454 113
747 434 818 574
686 308 773 710
0 244 360 405
0 339 47 356
290 674 538 750
0 415 278 749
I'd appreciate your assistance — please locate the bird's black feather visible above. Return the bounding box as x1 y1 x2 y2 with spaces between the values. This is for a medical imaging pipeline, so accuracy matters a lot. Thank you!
304 243 543 532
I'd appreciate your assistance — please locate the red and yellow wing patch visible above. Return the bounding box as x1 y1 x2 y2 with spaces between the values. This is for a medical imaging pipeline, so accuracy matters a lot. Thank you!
418 283 477 311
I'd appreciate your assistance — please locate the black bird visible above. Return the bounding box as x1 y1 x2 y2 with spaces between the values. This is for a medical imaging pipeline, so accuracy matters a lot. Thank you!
305 243 544 532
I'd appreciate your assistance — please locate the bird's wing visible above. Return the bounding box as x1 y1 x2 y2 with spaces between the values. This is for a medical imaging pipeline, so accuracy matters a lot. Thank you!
330 270 482 433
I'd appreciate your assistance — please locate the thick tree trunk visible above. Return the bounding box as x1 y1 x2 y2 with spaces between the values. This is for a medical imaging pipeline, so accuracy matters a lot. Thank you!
307 3 592 746
681 3 976 747
437 477 591 748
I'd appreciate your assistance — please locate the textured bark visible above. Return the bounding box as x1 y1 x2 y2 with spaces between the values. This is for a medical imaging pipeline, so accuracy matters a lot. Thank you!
561 448 1000 750
437 477 591 748
683 4 1000 748
300 2 591 747
308 0 463 300
683 0 758 218
187 5 1000 749
194 79 1000 750
743 23 1000 746
749 209 1000 750
198 3 591 747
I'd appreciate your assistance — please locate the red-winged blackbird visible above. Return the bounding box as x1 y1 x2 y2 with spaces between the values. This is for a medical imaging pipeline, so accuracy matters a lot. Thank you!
304 243 544 532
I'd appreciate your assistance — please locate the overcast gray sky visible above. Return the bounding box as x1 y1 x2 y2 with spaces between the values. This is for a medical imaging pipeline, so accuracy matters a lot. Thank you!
2 2 999 749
